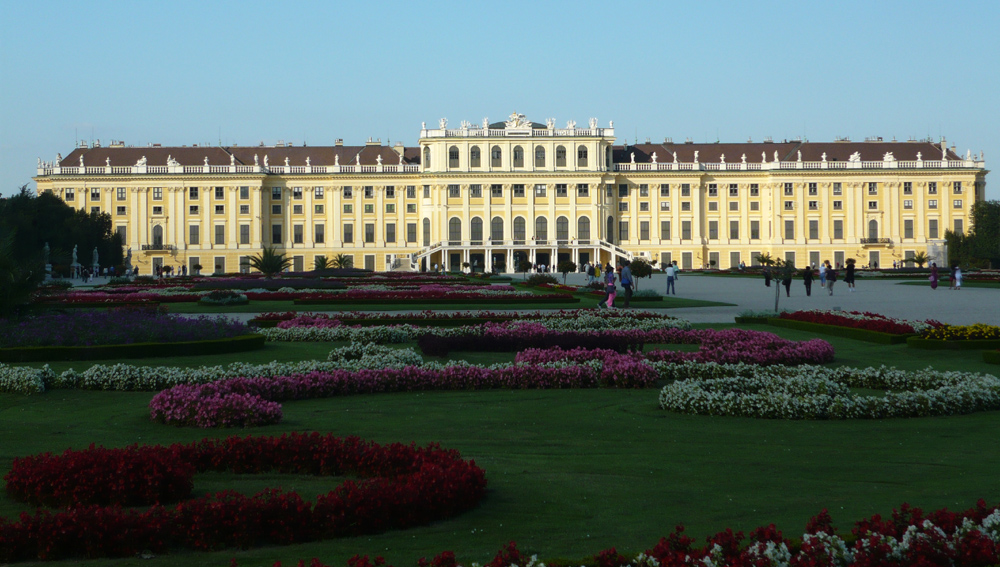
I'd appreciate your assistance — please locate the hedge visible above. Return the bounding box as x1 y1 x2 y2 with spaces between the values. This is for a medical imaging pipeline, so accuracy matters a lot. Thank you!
907 337 1000 350
734 316 770 324
0 333 266 363
765 318 914 344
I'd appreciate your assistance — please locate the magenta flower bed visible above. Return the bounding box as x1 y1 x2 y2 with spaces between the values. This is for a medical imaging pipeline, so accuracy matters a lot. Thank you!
267 309 681 326
150 358 659 428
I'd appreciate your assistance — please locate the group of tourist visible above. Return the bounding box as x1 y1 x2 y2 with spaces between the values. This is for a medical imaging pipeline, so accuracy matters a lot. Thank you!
928 263 964 290
765 259 857 297
595 260 639 309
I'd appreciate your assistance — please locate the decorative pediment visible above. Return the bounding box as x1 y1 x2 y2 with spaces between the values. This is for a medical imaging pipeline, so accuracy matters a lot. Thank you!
505 111 532 130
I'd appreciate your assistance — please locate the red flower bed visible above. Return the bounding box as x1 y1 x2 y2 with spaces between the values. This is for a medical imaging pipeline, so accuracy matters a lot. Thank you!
0 433 486 561
778 310 941 335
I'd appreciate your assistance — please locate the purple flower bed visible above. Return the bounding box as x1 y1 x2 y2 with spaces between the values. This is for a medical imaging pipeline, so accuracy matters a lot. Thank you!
0 309 250 348
150 358 659 427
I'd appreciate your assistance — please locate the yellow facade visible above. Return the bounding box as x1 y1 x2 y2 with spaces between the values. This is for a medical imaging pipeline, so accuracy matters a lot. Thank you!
34 114 988 274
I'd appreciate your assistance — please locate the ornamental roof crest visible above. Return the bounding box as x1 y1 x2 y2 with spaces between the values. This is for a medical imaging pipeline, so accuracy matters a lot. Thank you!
505 111 532 130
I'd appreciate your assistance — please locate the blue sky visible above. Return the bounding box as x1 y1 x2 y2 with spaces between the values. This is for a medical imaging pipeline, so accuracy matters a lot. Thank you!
1 0 997 198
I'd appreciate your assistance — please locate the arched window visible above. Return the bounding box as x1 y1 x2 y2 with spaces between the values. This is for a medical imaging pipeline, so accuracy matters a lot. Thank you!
470 217 483 242
556 145 567 167
513 146 524 167
868 219 879 240
606 216 615 244
470 146 481 168
513 216 526 241
578 216 591 241
152 225 163 246
491 216 504 242
422 218 431 246
556 216 569 241
423 147 431 168
448 146 459 168
535 216 548 241
449 217 462 243
534 145 545 167
491 145 502 167
577 145 588 167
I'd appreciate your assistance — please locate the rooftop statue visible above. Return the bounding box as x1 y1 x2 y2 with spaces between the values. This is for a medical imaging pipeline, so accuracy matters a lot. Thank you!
566 120 576 129
673 151 678 163
848 151 861 162
505 112 530 129
136 156 147 166
204 156 209 166
774 150 779 163
334 154 339 166
589 117 598 129
356 153 361 165
821 152 827 162
884 152 895 161
916 152 922 161
694 150 699 163
263 155 268 167
284 157 290 167
651 152 657 164
762 151 767 163
741 153 746 163
106 157 111 166
254 154 259 166
306 157 310 166
482 117 489 129
797 150 802 161
439 118 448 129
230 154 236 166
720 153 725 164
80 155 84 167
377 154 383 166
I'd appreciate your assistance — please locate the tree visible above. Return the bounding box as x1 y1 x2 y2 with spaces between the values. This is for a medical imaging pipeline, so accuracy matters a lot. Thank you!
944 229 971 268
969 200 1000 267
902 251 933 268
518 258 532 279
330 253 354 269
754 252 775 267
557 260 576 284
314 255 332 270
770 258 797 312
0 233 43 316
629 258 653 290
248 247 292 278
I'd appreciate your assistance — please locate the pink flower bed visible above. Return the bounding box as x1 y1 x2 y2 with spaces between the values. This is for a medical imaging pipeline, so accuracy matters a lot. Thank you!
266 309 682 325
150 358 659 428
778 310 943 335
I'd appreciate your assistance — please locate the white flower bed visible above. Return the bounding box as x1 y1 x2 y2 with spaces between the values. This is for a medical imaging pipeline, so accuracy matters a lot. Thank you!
0 364 54 394
658 363 1000 419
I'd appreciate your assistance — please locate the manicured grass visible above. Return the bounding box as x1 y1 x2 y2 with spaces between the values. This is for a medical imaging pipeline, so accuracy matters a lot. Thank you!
897 280 1000 289
3 325 1000 566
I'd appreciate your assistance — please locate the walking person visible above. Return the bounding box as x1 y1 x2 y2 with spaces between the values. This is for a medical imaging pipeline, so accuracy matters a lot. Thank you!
818 261 827 288
845 259 856 292
598 266 617 308
620 260 634 308
763 265 772 287
665 262 676 295
782 267 793 297
955 266 963 290
826 262 837 295
949 264 957 290
803 265 813 296
929 263 939 290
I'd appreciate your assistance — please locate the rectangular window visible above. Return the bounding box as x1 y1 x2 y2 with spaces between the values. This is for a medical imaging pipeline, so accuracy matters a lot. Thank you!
928 199 938 209
90 188 101 201
577 184 589 197
470 184 482 198
618 184 629 198
953 199 963 208
750 220 760 240
314 224 324 244
116 225 126 243
343 224 353 243
292 224 303 244
513 184 525 197
729 184 738 197
606 185 614 197
406 203 416 213
681 184 691 197
954 219 964 234
618 220 629 241
215 225 225 245
406 185 416 199
215 187 225 199
833 220 844 239
868 182 878 195
189 187 199 199
708 184 718 197
189 225 200 245
534 184 547 197
833 200 842 210
271 224 282 244
423 185 430 198
784 219 794 240
386 223 396 243
809 201 818 210
239 186 249 199
315 186 324 198
729 220 739 239
152 205 163 215
272 204 282 214
903 182 912 195
116 206 126 216
240 224 250 245
784 201 794 210
386 203 395 213
214 257 225 275
660 220 671 239
65 189 74 200
153 187 163 200
343 186 353 198
708 221 718 240
681 220 691 240
364 204 374 214
660 202 671 211
364 223 375 243
385 186 395 198
750 202 760 211
315 204 324 214
364 186 374 199
639 221 649 240
344 204 353 213
784 183 793 196
639 184 649 197
117 187 126 201
190 205 199 215
904 219 914 239
750 184 759 196
291 187 302 200
708 202 718 211
618 202 629 212
406 222 417 243
639 202 649 212
271 187 281 200
868 201 878 210
928 219 939 238
928 182 937 194
809 219 819 239
833 182 842 195
808 182 817 195
448 184 460 198
215 205 225 215
555 184 568 197
729 201 738 211
904 199 913 209
660 184 670 197
681 202 691 211
953 181 962 194
492 184 503 198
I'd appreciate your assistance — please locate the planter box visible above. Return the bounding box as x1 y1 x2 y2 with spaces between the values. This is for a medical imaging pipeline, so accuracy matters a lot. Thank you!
907 337 1000 350
0 333 266 363
766 318 915 344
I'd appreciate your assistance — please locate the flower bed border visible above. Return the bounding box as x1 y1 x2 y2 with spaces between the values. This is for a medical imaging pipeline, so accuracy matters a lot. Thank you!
906 337 1000 350
0 334 266 363
766 318 913 344
294 296 580 305
734 316 770 324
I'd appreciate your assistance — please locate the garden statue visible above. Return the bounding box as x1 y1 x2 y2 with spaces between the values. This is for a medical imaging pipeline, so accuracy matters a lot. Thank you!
125 247 132 271
43 242 50 264
71 245 78 266
92 247 99 267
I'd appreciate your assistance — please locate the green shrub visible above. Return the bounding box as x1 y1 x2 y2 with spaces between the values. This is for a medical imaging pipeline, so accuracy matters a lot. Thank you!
199 290 249 306
525 273 559 286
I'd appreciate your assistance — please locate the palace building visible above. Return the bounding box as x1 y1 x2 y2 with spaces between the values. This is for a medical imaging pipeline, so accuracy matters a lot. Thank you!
34 112 988 274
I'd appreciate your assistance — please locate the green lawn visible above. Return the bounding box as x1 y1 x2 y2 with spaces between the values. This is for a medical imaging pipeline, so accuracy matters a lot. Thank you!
2 326 999 567
896 280 1000 289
